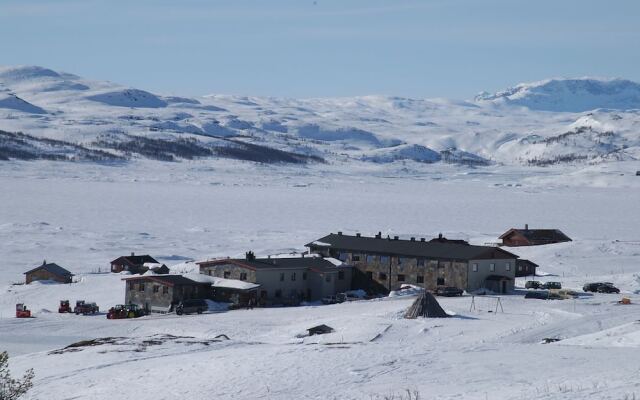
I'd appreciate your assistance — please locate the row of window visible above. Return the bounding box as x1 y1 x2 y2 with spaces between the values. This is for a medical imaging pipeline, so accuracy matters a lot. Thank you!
471 262 511 272
223 271 248 281
367 271 446 285
128 282 169 294
342 253 453 267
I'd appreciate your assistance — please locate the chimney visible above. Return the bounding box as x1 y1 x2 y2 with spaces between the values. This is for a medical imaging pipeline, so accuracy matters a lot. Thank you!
42 260 46 266
410 237 415 241
420 238 425 242
375 231 382 239
245 251 255 261
438 233 443 239
394 236 399 240
131 252 135 257
356 233 361 237
338 231 342 235
525 224 529 231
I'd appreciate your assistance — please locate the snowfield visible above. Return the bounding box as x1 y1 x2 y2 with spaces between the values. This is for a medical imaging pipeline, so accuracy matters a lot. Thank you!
1 65 640 399
0 159 639 400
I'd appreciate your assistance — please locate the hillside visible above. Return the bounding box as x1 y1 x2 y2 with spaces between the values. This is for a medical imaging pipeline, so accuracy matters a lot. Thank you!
0 66 639 168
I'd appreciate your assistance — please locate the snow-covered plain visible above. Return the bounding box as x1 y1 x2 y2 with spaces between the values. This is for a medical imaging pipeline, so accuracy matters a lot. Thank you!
1 65 640 399
1 158 639 400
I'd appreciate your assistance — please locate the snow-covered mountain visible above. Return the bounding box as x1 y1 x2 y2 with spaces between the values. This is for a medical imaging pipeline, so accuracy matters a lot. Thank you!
1 65 639 167
475 77 640 112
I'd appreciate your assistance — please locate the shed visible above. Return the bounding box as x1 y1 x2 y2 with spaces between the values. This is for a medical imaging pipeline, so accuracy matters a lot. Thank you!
499 225 571 247
307 324 334 336
110 253 159 274
24 261 73 284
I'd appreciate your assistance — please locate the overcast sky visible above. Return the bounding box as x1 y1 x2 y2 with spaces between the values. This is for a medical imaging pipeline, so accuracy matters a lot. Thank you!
1 0 639 99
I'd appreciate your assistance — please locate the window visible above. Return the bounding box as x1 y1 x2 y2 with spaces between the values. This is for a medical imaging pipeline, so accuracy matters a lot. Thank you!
418 259 425 267
379 272 387 280
129 282 135 291
139 283 145 292
397 274 405 282
280 272 285 281
506 262 511 271
417 275 424 284
437 277 445 286
490 263 495 272
275 289 282 298
208 270 212 276
518 265 523 272
291 272 296 281
366 254 376 263
302 272 307 280
325 274 331 282
162 286 169 294
240 272 247 281
472 263 478 272
223 271 231 279
380 256 390 264
338 271 345 280
352 255 360 262
153 285 159 293
338 252 348 261
366 271 373 279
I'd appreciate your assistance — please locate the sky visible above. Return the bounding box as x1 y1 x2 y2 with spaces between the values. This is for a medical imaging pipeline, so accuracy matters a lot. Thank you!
1 0 639 99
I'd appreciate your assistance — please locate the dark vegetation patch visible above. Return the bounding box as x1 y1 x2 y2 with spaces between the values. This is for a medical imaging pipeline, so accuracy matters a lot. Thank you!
0 130 122 162
215 139 325 164
95 135 213 161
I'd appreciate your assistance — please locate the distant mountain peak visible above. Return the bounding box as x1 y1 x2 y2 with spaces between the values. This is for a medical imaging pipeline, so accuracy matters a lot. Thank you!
476 77 640 112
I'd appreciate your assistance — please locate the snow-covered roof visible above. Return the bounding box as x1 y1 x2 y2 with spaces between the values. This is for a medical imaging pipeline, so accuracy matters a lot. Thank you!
184 273 260 290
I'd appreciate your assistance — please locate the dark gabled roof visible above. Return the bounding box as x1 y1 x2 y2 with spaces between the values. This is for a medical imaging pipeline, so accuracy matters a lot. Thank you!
199 257 348 273
122 274 204 287
306 233 518 261
111 254 158 266
499 229 571 242
24 262 73 276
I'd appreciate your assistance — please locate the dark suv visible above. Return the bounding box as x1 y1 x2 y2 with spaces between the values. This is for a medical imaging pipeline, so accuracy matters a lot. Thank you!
435 287 464 297
583 282 613 292
175 299 208 315
596 284 620 293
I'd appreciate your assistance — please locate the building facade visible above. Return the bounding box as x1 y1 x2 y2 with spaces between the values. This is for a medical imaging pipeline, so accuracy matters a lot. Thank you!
123 275 209 312
306 233 518 294
197 254 352 305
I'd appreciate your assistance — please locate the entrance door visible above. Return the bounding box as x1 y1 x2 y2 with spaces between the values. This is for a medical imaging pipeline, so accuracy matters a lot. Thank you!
501 281 507 294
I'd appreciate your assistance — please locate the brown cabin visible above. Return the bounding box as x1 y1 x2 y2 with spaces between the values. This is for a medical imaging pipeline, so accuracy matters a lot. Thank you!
24 261 73 284
500 225 571 247
111 253 159 274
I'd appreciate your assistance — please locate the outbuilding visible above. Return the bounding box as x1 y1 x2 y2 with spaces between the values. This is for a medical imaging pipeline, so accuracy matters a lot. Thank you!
24 261 73 284
499 225 572 247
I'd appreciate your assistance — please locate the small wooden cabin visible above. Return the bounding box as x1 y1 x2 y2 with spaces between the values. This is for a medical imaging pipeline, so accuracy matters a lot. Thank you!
24 261 73 284
500 225 571 247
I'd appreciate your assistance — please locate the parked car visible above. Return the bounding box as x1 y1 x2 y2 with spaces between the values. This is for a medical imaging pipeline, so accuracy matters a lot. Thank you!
525 281 542 289
596 283 620 293
541 282 562 290
74 300 99 315
583 282 614 292
322 295 341 305
524 291 549 300
175 299 208 315
435 286 464 297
